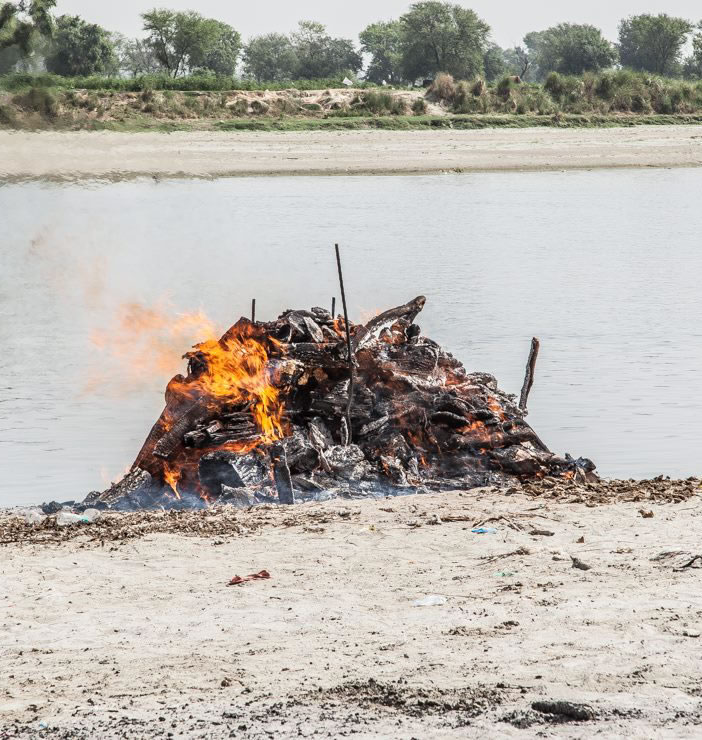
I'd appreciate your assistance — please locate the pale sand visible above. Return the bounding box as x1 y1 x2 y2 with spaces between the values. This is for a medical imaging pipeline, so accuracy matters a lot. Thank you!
2 126 702 181
2 489 702 737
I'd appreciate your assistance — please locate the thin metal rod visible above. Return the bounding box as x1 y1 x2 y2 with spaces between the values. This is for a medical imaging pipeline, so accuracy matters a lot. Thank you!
251 298 256 323
331 296 336 318
519 337 540 411
334 244 353 443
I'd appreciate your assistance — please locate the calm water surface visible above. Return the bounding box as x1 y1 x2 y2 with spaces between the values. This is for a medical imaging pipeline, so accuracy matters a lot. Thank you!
1 170 701 506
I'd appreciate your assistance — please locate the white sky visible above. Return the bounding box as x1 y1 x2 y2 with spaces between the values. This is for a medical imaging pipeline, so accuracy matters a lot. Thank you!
54 1 701 47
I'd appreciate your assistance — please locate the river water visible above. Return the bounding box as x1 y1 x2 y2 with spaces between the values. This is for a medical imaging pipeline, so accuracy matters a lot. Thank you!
1 169 701 507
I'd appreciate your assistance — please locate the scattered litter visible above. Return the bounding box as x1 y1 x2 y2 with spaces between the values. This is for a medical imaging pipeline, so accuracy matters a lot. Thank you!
532 700 595 721
38 721 48 730
529 528 554 537
652 551 702 570
227 570 271 586
482 546 530 563
495 571 516 577
683 629 701 638
639 509 654 518
412 595 447 607
651 550 688 562
471 527 497 534
81 509 101 523
426 514 442 525
56 512 83 527
570 556 591 571
576 536 585 543
20 510 44 525
678 555 702 570
56 510 101 526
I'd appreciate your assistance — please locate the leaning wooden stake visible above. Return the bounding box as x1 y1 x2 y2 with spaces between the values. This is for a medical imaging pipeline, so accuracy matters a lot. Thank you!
270 443 294 504
334 244 354 444
519 337 540 412
251 298 256 323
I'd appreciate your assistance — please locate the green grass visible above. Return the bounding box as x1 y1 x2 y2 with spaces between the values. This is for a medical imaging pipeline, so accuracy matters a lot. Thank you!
213 113 702 132
0 72 380 93
7 111 701 133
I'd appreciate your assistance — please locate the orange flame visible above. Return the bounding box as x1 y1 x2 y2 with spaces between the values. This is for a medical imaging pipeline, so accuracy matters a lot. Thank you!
163 463 182 499
177 328 285 444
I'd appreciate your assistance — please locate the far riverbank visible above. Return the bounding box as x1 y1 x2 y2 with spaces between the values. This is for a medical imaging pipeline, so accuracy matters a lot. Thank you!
2 125 702 181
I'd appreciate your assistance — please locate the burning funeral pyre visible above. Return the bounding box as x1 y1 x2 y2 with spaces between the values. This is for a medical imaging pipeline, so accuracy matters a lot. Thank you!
86 296 595 510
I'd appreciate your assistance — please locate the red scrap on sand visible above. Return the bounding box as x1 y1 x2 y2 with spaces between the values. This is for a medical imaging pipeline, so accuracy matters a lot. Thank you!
227 570 271 586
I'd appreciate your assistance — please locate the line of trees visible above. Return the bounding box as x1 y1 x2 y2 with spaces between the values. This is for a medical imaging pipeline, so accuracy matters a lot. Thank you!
2 1 702 84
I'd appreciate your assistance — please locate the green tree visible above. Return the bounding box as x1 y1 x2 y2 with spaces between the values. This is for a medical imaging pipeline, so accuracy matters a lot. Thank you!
291 20 362 79
199 19 240 76
0 0 54 71
524 23 617 76
618 14 692 75
359 20 403 84
399 1 490 81
243 32 298 81
482 43 507 81
113 34 162 77
44 15 116 76
141 8 241 77
683 24 702 79
0 0 54 52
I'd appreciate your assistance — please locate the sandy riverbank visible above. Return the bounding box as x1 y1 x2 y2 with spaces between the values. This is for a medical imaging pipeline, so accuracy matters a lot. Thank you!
2 125 702 181
2 484 702 738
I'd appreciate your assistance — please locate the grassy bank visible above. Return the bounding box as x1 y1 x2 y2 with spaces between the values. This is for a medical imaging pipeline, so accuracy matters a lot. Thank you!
3 69 702 132
212 113 702 132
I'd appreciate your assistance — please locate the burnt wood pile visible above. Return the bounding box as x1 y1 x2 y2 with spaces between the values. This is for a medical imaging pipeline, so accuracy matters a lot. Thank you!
86 296 595 510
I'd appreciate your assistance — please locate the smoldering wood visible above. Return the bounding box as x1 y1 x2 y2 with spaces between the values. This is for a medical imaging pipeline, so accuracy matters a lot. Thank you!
89 295 595 510
352 295 427 351
519 337 540 412
270 443 295 504
153 402 209 459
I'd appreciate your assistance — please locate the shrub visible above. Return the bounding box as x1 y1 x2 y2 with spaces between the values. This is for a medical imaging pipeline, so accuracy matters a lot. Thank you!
0 103 18 126
430 72 456 102
12 87 58 118
411 97 428 115
470 78 486 96
544 72 566 98
361 91 406 115
496 76 516 99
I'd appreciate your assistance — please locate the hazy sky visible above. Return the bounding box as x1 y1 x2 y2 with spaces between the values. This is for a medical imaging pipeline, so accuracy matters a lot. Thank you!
54 1 701 47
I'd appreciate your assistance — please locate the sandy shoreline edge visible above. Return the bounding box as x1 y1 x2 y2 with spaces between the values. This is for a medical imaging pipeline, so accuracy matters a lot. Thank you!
2 486 702 737
3 125 702 181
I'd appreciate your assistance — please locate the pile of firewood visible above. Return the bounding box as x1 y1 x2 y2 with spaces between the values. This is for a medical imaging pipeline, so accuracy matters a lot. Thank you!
86 296 595 510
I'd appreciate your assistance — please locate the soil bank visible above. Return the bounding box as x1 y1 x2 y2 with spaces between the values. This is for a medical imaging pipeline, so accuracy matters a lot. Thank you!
2 125 702 181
